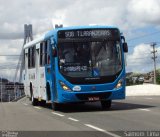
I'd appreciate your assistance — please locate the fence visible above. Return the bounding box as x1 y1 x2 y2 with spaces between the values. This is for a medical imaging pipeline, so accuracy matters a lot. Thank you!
0 83 25 102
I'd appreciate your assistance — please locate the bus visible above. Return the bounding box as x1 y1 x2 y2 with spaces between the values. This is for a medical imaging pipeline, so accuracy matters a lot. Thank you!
23 25 128 110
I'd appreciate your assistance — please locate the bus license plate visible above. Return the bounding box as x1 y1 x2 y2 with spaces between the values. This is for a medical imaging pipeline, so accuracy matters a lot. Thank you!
88 97 99 101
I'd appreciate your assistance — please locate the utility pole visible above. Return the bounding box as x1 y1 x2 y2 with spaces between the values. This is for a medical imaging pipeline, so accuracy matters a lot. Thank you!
151 43 157 84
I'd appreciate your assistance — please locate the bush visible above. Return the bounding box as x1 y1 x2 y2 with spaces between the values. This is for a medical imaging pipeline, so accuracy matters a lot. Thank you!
156 76 160 84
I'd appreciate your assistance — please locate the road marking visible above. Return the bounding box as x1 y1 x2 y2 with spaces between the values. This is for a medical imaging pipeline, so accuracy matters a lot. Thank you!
34 106 42 110
139 108 150 111
68 117 79 122
85 124 106 132
52 112 64 117
84 124 120 137
23 103 28 106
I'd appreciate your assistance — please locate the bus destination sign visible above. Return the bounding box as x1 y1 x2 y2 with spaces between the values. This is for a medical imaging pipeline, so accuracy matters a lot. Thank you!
58 29 119 39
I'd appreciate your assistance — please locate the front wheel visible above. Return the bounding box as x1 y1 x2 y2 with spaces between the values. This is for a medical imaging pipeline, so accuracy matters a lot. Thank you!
31 94 38 106
101 100 112 110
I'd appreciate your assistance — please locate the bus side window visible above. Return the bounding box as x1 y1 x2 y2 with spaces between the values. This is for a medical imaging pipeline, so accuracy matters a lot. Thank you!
28 48 33 69
28 46 35 69
40 42 43 66
42 42 45 66
32 46 36 68
40 41 50 66
45 41 48 64
24 50 25 63
30 47 33 68
47 40 50 64
28 48 30 68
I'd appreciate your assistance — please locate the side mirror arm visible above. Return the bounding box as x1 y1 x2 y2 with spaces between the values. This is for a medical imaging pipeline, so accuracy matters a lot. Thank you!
121 36 126 43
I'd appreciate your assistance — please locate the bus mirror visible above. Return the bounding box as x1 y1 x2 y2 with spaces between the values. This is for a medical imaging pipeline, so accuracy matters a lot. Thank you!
123 42 128 53
52 47 57 57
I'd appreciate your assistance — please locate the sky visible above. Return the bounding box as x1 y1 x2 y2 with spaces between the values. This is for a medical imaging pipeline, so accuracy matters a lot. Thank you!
0 0 160 80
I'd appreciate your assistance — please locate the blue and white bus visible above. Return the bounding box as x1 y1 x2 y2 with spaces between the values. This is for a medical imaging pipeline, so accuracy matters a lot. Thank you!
23 25 128 110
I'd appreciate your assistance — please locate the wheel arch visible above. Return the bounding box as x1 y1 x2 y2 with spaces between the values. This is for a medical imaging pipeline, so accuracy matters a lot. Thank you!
29 82 33 97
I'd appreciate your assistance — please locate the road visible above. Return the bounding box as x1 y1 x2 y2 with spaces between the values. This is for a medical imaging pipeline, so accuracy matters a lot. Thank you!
0 96 160 137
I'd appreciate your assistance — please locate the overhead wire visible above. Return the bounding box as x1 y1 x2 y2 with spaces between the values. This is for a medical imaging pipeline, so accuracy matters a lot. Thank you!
127 31 160 42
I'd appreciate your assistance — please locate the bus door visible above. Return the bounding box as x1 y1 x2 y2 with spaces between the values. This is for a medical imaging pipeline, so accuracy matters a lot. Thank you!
45 40 54 101
50 38 58 101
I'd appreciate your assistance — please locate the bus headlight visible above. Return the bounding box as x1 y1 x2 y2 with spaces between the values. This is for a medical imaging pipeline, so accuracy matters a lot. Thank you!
115 78 123 89
59 81 72 91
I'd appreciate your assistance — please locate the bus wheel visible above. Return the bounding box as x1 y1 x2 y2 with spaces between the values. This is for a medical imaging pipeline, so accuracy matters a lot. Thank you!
31 93 38 106
52 102 59 111
46 83 51 101
101 100 112 110
40 100 46 106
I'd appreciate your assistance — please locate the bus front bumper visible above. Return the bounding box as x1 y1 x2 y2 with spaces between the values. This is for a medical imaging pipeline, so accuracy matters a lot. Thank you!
57 88 125 103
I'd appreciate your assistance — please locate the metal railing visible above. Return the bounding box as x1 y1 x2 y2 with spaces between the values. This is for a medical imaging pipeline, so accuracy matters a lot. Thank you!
0 84 25 102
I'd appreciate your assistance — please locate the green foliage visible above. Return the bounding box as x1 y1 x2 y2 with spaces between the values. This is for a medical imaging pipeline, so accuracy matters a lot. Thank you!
126 77 132 86
126 68 160 85
126 76 144 86
126 72 145 86
156 76 160 84
130 73 141 77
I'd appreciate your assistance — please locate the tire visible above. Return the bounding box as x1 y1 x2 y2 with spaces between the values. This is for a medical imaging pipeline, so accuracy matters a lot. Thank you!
40 100 46 106
31 92 38 106
46 83 51 101
101 100 112 110
51 102 59 111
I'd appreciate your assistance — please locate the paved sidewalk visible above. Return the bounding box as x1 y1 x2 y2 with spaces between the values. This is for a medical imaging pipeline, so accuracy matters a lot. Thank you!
126 84 160 96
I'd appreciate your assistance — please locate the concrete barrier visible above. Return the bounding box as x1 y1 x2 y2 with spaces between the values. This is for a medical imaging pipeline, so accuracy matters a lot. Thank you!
126 84 160 96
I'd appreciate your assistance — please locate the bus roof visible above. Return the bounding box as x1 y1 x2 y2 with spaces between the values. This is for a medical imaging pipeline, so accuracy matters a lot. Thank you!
23 25 118 49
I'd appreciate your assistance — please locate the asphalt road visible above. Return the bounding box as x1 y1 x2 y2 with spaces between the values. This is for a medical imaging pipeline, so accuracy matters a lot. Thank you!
0 96 160 137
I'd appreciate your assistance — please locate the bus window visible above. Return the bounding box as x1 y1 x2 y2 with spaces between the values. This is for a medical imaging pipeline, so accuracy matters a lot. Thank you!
47 40 50 64
42 42 45 66
28 46 36 69
40 42 43 66
32 46 35 68
28 48 30 68
30 47 33 68
40 41 49 66
24 50 25 63
28 48 33 69
45 41 48 64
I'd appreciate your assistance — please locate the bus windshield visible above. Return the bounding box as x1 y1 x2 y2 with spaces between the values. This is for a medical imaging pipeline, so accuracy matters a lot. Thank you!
58 41 122 78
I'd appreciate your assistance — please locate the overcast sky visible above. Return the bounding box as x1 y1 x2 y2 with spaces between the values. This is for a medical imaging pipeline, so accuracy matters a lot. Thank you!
0 0 160 80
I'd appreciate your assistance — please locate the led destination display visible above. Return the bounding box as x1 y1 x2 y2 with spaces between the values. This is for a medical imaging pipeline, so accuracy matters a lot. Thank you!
58 29 119 39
